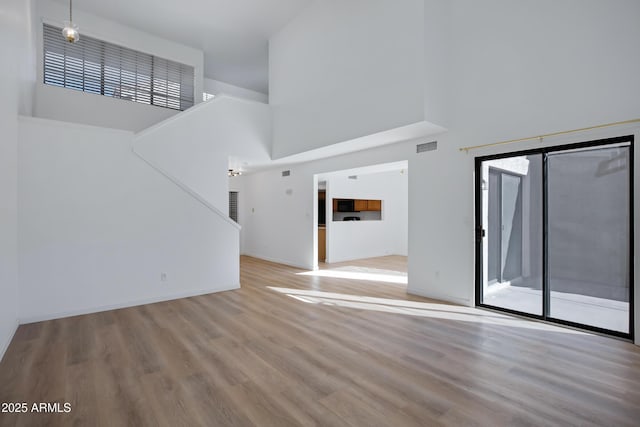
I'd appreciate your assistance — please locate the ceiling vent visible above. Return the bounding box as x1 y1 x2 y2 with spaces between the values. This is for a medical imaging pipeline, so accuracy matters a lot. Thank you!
282 170 291 177
348 175 358 180
416 141 437 154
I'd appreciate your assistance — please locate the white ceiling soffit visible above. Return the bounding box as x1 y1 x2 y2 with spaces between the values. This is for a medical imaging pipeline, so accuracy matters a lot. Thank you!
242 120 447 174
57 0 312 94
271 121 445 164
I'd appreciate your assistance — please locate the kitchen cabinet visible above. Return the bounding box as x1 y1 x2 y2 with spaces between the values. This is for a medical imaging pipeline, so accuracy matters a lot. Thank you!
367 199 381 211
354 199 368 211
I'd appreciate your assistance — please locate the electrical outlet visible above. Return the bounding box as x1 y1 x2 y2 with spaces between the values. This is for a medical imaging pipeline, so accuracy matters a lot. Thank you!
160 272 167 282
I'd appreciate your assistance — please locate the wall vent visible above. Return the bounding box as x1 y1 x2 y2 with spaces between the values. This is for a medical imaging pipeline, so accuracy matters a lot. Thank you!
282 170 291 177
416 141 437 154
348 175 358 180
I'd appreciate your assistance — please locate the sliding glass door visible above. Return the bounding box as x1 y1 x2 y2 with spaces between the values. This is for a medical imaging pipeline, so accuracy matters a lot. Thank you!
475 136 633 338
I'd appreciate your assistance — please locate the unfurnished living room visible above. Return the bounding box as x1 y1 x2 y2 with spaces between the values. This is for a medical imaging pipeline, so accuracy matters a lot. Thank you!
1 0 639 425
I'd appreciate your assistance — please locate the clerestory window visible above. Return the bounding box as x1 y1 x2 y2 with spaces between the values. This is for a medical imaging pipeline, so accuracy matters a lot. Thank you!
43 23 195 111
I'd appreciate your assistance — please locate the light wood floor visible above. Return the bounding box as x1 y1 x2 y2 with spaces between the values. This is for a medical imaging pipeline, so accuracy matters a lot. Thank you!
1 255 639 426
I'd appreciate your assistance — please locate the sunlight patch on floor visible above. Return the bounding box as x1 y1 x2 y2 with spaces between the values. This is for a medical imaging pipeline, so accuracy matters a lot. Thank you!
268 287 588 335
297 266 407 285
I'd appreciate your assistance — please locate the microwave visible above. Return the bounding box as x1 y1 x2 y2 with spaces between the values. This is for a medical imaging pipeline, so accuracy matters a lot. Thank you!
336 199 355 212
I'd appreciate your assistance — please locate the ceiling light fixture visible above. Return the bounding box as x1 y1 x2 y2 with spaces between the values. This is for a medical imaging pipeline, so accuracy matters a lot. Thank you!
62 0 79 43
228 169 242 177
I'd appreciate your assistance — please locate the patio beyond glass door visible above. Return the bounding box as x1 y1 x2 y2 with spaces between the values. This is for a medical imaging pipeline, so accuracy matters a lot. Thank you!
476 137 633 338
481 156 543 316
547 146 631 333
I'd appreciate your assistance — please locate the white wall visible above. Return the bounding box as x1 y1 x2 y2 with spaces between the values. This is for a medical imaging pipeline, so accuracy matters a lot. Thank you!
238 168 312 269
133 95 271 213
423 0 451 128
37 84 179 132
407 0 640 317
18 117 240 323
204 78 268 104
33 0 204 132
0 0 36 361
325 170 408 263
241 141 416 269
269 0 426 159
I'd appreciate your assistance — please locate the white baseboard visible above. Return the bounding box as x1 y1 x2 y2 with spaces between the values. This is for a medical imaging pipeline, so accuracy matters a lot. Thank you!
19 283 240 325
407 287 472 307
0 319 20 363
242 253 312 270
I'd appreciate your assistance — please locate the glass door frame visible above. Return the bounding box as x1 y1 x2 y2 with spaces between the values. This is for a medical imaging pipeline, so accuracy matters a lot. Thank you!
474 135 634 339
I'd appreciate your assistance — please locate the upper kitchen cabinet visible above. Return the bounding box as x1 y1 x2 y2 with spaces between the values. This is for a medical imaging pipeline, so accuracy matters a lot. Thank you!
366 200 381 212
354 199 369 211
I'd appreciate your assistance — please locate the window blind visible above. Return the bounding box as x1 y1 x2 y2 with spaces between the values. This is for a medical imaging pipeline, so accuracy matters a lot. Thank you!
43 24 195 111
229 192 238 223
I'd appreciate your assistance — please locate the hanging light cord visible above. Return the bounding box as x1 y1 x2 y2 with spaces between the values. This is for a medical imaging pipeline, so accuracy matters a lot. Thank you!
69 0 73 23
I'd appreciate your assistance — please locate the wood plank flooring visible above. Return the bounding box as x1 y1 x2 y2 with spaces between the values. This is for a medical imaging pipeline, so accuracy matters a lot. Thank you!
1 255 639 426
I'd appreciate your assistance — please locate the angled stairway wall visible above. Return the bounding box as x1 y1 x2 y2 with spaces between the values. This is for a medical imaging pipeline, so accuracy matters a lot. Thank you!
133 95 272 213
18 116 240 323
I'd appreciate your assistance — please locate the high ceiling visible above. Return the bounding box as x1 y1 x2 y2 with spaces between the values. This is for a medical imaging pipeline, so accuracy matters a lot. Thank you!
59 0 312 94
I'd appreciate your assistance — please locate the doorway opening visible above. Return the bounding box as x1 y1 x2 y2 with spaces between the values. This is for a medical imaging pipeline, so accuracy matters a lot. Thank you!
312 161 409 288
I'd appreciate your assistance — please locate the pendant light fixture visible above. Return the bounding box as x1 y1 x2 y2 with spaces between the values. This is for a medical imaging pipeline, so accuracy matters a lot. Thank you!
62 0 79 43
